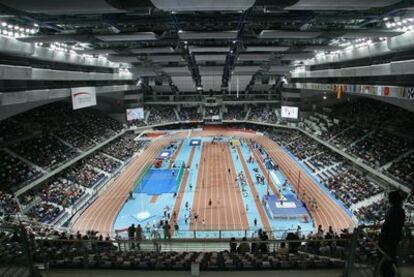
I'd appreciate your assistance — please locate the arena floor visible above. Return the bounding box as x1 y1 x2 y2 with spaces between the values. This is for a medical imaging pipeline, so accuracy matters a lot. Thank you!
72 128 355 238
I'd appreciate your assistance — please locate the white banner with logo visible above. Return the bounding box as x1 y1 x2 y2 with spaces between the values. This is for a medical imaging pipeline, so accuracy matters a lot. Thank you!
71 87 97 110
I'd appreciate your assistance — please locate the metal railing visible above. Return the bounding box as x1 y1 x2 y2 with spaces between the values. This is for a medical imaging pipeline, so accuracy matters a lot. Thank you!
343 224 414 277
114 225 298 240
2 222 413 275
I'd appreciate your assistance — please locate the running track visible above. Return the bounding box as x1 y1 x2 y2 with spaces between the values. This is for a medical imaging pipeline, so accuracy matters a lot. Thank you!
71 137 173 235
190 142 249 231
236 146 272 233
72 129 354 236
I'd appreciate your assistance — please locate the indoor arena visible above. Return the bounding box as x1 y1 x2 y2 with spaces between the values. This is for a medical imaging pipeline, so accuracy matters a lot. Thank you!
0 1 414 277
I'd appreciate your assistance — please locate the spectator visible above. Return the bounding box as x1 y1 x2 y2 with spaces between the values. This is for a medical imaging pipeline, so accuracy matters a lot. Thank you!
237 237 250 253
378 191 406 277
230 237 237 253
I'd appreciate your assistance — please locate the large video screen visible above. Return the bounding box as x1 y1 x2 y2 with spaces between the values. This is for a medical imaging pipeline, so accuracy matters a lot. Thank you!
126 108 144 121
281 106 299 119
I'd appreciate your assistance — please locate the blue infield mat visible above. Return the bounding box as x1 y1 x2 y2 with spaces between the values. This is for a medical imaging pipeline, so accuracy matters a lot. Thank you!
135 168 178 195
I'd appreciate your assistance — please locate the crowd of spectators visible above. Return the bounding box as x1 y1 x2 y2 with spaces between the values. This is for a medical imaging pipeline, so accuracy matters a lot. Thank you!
146 107 177 125
15 132 146 223
249 107 278 123
262 128 387 219
14 225 352 271
0 118 28 143
37 178 85 209
205 106 220 117
302 99 414 180
85 153 121 174
178 107 202 121
10 135 78 170
348 130 413 168
68 109 123 143
329 126 370 150
101 133 147 161
323 169 384 208
224 106 246 120
355 199 388 223
126 119 147 128
356 195 414 224
0 191 19 215
54 127 95 151
2 102 124 170
64 161 106 189
386 152 414 186
0 150 42 191
26 202 63 224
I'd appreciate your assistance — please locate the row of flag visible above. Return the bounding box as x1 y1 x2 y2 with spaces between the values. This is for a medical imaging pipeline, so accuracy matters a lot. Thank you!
292 83 414 100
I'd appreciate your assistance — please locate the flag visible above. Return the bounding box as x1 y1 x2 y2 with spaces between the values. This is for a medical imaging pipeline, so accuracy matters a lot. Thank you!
405 87 414 99
383 86 390 96
336 84 343 99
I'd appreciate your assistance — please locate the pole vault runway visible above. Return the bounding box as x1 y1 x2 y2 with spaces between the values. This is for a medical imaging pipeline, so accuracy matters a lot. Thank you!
190 142 249 231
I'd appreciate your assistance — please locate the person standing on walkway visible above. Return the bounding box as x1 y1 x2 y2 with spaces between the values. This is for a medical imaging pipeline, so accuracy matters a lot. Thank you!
378 190 407 277
208 198 212 208
128 224 136 249
254 218 257 227
135 224 143 250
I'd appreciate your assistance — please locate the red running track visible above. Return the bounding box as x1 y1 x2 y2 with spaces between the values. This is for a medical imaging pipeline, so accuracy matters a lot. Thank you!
190 142 249 231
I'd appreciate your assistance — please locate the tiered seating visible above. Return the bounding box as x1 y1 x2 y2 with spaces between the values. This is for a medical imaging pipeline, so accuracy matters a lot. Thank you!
205 106 220 117
323 169 384 208
264 128 386 214
0 118 28 143
249 107 277 123
26 202 63 224
64 160 107 189
224 106 245 120
348 130 413 168
386 152 414 187
329 126 370 149
85 153 121 174
285 135 322 161
10 135 78 170
36 178 86 209
0 150 42 191
265 129 300 147
303 99 414 179
356 196 414 224
178 107 202 121
0 191 19 215
102 133 147 161
146 107 177 125
70 110 123 143
126 119 147 128
54 127 95 151
355 198 388 223
32 244 345 270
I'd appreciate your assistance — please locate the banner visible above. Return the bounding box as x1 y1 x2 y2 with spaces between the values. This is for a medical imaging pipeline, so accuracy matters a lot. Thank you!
71 87 97 110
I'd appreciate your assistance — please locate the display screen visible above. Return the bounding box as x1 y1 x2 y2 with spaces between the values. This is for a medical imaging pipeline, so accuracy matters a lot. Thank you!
281 106 299 119
126 108 144 121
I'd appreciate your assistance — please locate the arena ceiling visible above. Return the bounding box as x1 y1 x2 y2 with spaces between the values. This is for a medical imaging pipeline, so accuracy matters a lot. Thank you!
0 0 412 93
